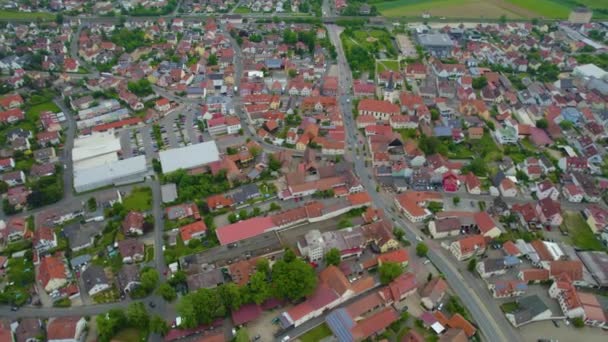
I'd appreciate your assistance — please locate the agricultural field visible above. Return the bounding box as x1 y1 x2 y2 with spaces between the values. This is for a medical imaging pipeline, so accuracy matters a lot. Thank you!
374 0 608 19
0 10 54 20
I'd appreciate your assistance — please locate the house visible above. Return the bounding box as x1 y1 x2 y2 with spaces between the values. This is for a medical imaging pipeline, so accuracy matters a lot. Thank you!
38 256 68 292
505 295 552 327
489 280 528 298
583 205 608 233
499 178 518 197
63 58 80 72
549 274 585 319
549 260 584 284
166 203 200 220
326 306 399 342
442 172 459 192
377 249 409 268
180 221 207 245
117 264 141 294
36 131 61 146
536 198 563 227
519 269 550 283
2 170 26 186
206 194 234 211
155 98 171 112
122 211 145 236
2 217 28 243
384 272 418 302
394 191 443 223
81 265 110 296
0 93 24 109
14 318 44 342
33 226 58 253
563 183 583 203
46 317 87 342
118 239 145 263
420 277 448 309
0 157 15 171
63 222 100 252
476 256 520 278
465 172 481 194
450 235 486 261
558 156 587 172
474 212 501 238
358 99 400 121
187 269 225 290
536 180 559 201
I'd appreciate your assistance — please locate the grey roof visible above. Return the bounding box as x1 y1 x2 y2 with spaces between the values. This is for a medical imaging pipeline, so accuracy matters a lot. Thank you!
231 183 261 203
63 222 101 250
419 33 454 47
161 183 178 203
159 141 220 173
325 308 355 342
117 264 140 290
82 265 109 293
510 295 550 325
186 269 224 290
577 251 608 287
70 254 92 268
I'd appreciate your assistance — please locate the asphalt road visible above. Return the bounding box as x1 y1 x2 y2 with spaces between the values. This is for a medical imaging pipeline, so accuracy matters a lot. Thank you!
325 23 523 342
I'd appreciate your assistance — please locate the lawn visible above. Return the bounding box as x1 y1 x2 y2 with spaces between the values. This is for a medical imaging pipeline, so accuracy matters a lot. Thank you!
233 6 251 13
507 0 571 19
500 301 520 313
92 286 120 304
0 10 55 20
26 101 60 122
123 187 153 211
299 324 332 342
562 211 606 251
376 0 525 19
377 59 400 73
113 328 146 342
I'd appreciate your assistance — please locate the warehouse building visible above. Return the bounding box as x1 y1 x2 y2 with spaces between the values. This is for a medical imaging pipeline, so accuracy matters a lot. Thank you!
74 155 148 193
417 33 454 58
72 131 122 171
159 141 220 174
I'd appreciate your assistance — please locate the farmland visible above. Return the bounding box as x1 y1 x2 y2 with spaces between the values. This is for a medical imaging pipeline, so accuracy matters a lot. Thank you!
0 10 55 20
374 0 608 19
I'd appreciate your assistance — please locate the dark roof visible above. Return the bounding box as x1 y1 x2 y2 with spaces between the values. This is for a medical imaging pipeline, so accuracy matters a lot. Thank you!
62 222 101 249
82 265 109 293
510 295 549 325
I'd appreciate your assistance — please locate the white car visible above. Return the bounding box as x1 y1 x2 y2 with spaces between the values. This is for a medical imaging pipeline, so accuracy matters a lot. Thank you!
282 336 290 342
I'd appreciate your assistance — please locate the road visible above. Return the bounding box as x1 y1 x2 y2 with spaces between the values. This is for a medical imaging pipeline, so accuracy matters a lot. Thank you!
325 23 523 342
54 98 76 201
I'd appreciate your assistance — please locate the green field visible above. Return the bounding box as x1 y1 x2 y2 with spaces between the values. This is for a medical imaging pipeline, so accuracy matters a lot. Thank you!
27 101 60 120
113 328 146 342
377 59 400 73
123 187 153 211
0 10 54 20
562 212 606 251
233 6 252 13
507 0 571 19
299 324 333 342
375 0 608 19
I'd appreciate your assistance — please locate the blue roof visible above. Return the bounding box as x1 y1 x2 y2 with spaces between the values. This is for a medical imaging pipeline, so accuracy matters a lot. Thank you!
265 59 282 68
326 309 354 342
433 126 452 137
561 107 581 122
503 256 521 266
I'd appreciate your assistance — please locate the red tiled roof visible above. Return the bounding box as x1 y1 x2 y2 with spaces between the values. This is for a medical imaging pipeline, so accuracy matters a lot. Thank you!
216 217 275 245
502 241 520 256
378 249 409 265
358 99 400 115
447 314 476 337
38 256 66 288
520 268 550 282
231 303 262 326
351 307 399 340
180 221 208 243
550 260 583 281
473 212 497 234
46 317 82 340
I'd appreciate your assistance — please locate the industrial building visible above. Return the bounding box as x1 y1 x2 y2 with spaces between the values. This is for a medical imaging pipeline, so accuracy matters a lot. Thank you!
72 131 122 171
74 155 148 193
417 33 454 58
159 141 220 174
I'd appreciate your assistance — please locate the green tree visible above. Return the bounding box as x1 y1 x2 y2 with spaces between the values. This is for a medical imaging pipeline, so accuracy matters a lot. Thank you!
324 248 341 266
87 197 97 212
379 262 403 284
140 268 160 293
430 108 440 121
235 328 249 342
572 317 584 328
218 283 243 311
255 258 270 276
288 69 298 78
150 315 169 336
536 118 548 129
126 302 150 330
247 271 271 304
157 283 177 302
467 258 477 272
559 120 574 130
96 309 127 342
272 257 317 301
207 53 218 66
0 181 8 194
177 288 226 328
453 197 460 206
416 243 429 257
393 228 404 242
472 76 488 90
499 15 507 24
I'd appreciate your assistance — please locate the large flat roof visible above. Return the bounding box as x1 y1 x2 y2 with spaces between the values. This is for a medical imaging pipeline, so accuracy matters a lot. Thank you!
216 217 275 245
74 155 147 191
419 33 453 47
159 141 220 174
72 131 121 163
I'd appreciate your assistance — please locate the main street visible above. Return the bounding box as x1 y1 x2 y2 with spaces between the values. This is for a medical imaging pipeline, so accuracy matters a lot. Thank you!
325 23 523 342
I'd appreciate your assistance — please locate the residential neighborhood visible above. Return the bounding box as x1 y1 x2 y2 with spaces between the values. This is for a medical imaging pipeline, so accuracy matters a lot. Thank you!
0 1 607 342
